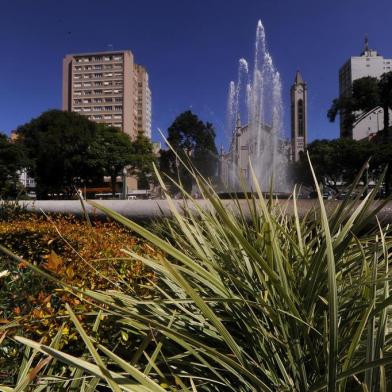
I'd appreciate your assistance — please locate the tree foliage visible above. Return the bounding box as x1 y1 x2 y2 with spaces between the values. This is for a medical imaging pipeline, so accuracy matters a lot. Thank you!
328 72 392 139
160 111 218 192
16 110 156 198
128 133 157 189
294 138 392 191
87 125 134 196
0 133 27 198
16 110 98 198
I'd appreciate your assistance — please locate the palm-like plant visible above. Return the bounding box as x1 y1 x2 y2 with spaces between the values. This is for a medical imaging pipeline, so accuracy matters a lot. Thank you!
1 159 392 391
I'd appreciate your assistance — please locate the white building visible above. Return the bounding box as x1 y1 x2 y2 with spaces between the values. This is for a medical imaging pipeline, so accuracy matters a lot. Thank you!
339 38 392 139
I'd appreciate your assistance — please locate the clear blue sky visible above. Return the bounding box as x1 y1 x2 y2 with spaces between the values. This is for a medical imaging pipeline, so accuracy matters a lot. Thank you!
1 0 392 148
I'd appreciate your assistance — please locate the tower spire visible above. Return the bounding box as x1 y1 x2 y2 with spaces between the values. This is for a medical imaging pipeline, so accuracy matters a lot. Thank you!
294 70 304 84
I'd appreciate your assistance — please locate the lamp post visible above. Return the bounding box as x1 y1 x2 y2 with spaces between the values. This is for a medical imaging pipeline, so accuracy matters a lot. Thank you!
364 162 369 196
122 167 128 200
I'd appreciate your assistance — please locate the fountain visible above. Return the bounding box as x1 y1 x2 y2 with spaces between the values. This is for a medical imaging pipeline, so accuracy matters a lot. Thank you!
223 20 290 193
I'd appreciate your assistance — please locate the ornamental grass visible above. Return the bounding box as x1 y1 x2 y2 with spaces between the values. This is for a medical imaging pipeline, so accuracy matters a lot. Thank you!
1 159 392 391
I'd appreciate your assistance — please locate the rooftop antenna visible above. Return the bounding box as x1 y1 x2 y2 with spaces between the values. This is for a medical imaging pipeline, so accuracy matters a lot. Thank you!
364 34 369 52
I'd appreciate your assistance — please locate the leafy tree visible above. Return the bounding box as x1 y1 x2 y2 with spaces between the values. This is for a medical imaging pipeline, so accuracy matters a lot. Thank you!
328 72 392 140
16 110 98 198
129 133 156 189
0 133 27 198
87 125 134 196
160 111 218 192
295 139 375 192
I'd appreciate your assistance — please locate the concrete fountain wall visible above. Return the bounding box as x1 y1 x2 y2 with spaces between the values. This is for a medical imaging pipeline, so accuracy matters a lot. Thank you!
8 199 392 225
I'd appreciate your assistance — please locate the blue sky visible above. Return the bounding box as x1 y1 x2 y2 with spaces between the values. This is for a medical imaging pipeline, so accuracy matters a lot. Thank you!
1 0 392 149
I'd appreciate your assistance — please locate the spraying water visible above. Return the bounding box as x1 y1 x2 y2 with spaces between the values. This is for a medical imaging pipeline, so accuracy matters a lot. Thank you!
226 20 289 192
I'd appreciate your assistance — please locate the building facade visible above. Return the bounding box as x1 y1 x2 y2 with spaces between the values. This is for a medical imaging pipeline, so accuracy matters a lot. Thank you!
339 38 392 139
62 50 151 139
291 71 308 162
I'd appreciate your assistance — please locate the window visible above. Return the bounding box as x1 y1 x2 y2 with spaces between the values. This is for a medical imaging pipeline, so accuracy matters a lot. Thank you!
74 74 81 80
103 56 112 61
94 81 103 86
104 98 113 102
94 89 103 94
74 108 81 112
104 115 112 120
114 105 122 111
84 82 91 87
297 99 305 137
113 56 122 61
74 83 82 88
94 73 103 78
74 91 82 96
93 65 103 70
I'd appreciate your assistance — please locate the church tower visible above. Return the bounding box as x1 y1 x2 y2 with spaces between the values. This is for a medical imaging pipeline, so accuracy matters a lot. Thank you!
291 71 308 161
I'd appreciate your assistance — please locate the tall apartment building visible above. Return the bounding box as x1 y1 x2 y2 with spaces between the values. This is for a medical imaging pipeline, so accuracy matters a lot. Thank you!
62 50 151 139
339 38 392 139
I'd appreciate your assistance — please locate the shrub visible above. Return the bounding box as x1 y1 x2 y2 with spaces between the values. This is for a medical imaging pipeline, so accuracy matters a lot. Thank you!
2 163 392 391
0 215 158 384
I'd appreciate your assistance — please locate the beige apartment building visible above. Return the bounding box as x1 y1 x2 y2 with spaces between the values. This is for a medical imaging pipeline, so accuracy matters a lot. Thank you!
62 50 151 139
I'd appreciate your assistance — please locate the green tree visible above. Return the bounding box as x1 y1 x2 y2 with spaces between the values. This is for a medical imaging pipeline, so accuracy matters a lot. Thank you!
16 110 97 198
0 133 26 198
160 111 218 193
129 133 156 189
87 125 134 196
328 72 392 140
295 139 375 192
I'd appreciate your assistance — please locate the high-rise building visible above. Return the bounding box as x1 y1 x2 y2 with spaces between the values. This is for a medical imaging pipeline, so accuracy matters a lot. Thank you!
291 71 307 162
339 38 392 139
62 50 151 139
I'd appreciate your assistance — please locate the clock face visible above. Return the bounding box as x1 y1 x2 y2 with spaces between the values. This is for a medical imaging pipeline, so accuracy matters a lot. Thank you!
297 88 303 94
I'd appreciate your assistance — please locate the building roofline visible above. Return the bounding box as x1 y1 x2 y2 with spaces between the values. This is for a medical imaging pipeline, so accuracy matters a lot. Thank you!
64 49 133 58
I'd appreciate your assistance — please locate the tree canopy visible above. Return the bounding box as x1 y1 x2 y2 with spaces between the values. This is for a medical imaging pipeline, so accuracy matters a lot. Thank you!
16 110 98 198
16 110 156 198
87 125 134 196
128 133 157 189
328 72 392 139
294 138 392 192
0 133 26 198
160 111 218 192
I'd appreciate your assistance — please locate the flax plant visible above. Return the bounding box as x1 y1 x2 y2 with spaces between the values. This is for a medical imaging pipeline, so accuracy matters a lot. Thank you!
2 158 392 391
